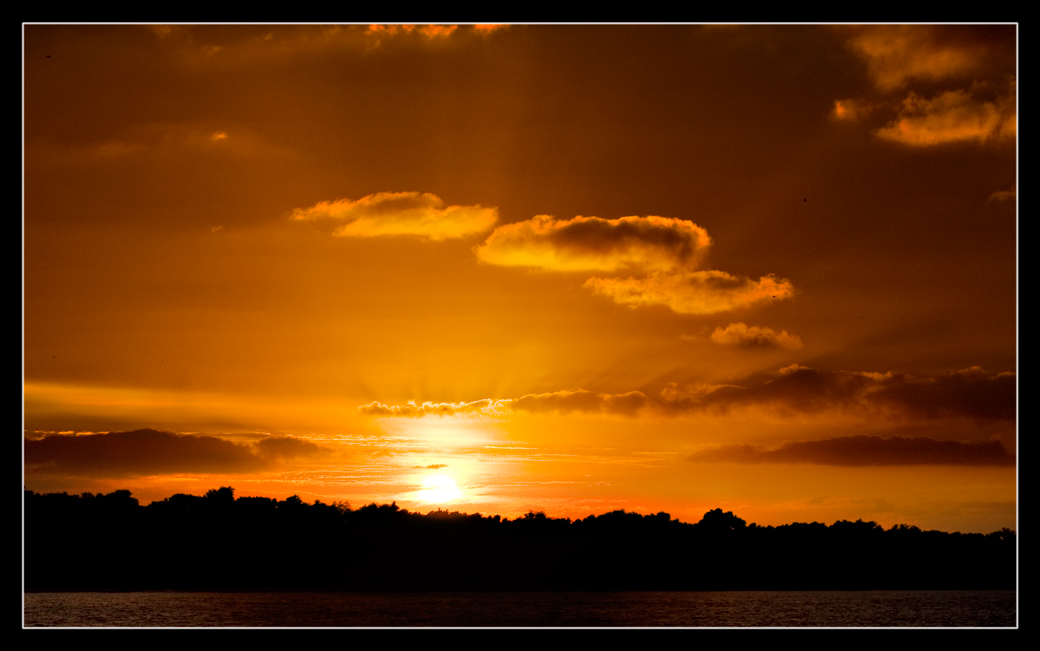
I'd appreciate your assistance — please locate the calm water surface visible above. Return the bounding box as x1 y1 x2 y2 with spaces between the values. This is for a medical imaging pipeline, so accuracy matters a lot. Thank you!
24 590 1016 627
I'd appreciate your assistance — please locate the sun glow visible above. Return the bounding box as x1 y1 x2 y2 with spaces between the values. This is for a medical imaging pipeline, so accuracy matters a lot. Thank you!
418 474 461 503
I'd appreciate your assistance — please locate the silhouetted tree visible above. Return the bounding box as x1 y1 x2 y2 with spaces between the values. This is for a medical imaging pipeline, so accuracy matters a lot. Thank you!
22 488 1017 591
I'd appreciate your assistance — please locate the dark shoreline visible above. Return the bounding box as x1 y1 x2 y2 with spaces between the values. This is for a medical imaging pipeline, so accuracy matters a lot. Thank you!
24 488 1017 592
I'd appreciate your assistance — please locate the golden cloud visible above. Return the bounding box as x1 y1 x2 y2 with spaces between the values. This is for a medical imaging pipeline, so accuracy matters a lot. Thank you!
710 323 803 349
832 99 873 121
846 25 983 91
837 26 1016 148
584 271 794 315
509 390 651 417
290 192 498 240
876 89 1016 146
358 399 509 417
474 214 712 273
474 25 508 35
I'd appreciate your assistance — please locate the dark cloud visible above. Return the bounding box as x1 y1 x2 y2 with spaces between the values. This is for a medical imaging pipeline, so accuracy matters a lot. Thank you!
666 366 1016 421
512 366 1016 421
24 428 327 477
865 366 1016 421
474 215 712 273
688 435 1015 467
254 435 328 461
363 366 1015 423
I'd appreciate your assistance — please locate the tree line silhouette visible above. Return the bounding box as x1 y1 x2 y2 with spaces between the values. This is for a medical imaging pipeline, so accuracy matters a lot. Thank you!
24 487 1016 591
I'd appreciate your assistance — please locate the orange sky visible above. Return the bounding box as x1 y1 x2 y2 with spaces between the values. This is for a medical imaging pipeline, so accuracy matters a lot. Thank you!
23 24 1017 533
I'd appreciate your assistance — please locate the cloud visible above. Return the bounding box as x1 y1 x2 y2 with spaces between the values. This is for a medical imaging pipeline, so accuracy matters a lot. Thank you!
832 99 874 121
418 25 457 38
844 25 1004 91
835 26 1016 148
290 192 498 240
146 25 177 40
988 185 1016 202
710 323 803 349
474 214 712 273
473 25 508 35
474 214 793 314
253 435 328 461
359 366 1014 422
358 399 509 418
509 390 651 417
24 429 327 477
663 365 1016 421
864 366 1016 422
688 436 1015 467
26 123 285 168
366 25 458 40
584 271 794 315
876 89 1016 146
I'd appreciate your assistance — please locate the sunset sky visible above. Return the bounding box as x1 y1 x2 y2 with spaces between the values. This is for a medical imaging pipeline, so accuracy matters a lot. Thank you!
23 24 1017 533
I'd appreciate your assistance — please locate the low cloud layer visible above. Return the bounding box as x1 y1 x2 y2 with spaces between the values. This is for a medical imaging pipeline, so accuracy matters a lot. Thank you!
291 192 498 240
25 429 328 477
360 366 1015 422
688 435 1014 467
358 399 509 418
710 323 803 349
664 365 1016 421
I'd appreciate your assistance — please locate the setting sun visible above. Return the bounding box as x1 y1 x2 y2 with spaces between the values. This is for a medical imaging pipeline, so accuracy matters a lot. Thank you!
418 475 462 504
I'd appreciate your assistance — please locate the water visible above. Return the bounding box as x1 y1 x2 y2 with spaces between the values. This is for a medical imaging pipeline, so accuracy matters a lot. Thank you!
23 590 1016 627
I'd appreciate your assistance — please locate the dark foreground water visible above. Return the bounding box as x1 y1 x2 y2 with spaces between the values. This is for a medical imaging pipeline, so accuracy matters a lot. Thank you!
24 590 1016 627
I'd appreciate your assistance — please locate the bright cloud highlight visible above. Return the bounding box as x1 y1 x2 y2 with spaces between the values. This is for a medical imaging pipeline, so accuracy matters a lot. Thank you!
876 89 1016 146
291 192 498 240
710 323 804 349
584 271 794 315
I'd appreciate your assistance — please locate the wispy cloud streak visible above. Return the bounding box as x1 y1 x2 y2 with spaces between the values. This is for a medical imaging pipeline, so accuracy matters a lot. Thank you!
688 435 1015 467
360 366 1015 422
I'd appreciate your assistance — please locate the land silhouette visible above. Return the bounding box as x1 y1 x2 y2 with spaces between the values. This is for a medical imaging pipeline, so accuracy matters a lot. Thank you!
24 488 1016 591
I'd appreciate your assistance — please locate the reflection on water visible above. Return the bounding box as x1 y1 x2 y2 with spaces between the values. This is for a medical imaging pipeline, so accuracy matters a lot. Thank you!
24 590 1016 627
